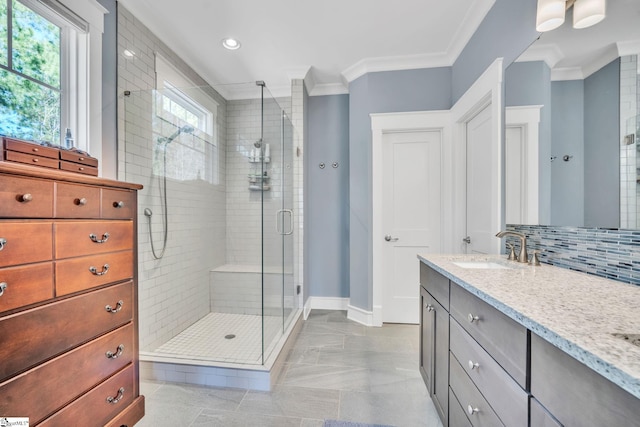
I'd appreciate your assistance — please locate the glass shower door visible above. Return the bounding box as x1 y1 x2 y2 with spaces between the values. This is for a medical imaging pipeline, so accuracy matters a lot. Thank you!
281 112 296 331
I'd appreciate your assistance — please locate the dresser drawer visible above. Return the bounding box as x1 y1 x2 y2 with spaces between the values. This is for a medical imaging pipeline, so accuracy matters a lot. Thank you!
0 262 54 313
450 319 528 427
39 365 136 427
0 221 53 267
59 160 98 176
55 182 101 218
4 150 59 169
450 283 528 387
55 251 134 296
105 396 145 427
530 397 562 427
102 188 136 219
450 355 504 427
0 175 54 217
420 263 449 309
0 281 133 381
4 138 59 159
55 221 134 258
0 324 134 425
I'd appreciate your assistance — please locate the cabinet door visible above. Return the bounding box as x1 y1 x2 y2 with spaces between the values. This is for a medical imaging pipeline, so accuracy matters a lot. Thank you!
420 286 449 425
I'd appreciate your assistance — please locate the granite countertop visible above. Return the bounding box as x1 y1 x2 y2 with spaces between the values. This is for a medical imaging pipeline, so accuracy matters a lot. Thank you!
418 253 640 400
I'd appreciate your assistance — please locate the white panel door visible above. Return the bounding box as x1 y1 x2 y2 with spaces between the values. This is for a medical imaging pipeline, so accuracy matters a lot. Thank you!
465 105 494 254
505 125 525 224
382 130 441 324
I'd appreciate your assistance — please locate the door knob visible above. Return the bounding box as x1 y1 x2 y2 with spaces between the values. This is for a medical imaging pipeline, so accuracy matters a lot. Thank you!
462 236 471 244
384 235 399 242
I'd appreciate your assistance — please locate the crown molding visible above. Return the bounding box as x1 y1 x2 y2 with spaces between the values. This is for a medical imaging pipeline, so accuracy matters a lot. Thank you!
309 83 349 96
516 43 565 68
550 67 583 81
617 40 640 56
341 52 452 83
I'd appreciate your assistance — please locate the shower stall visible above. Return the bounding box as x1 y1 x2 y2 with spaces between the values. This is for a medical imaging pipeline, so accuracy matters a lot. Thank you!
123 81 299 387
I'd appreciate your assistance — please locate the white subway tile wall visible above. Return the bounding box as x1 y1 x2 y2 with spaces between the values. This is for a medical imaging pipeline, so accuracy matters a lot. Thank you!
620 55 639 229
118 6 226 352
117 7 303 360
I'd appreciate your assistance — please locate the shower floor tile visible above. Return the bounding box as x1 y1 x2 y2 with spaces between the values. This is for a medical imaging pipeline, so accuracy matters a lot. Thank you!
154 313 282 364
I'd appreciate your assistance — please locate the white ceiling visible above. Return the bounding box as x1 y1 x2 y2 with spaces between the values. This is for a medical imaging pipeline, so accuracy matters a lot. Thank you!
517 0 640 80
118 0 496 99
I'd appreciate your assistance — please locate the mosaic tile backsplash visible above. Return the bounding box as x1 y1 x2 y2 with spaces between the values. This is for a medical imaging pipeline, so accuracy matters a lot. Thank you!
506 225 640 286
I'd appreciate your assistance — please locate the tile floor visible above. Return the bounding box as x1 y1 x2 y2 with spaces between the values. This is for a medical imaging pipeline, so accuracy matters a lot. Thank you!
138 310 443 427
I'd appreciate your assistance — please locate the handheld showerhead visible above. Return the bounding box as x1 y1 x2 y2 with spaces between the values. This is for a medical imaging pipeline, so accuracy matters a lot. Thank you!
158 125 195 144
144 208 153 217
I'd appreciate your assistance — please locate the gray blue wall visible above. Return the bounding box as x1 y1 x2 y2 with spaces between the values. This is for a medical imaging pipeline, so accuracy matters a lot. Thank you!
505 60 552 224
584 59 620 227
307 95 350 299
97 0 118 178
550 79 585 226
348 68 452 310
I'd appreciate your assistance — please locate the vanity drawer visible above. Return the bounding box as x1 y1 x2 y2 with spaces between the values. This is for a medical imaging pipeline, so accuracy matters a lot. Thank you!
531 333 640 427
0 262 54 313
0 281 133 381
55 250 134 296
0 221 53 267
450 282 527 388
55 182 101 218
102 188 136 219
0 175 54 217
420 262 449 309
449 388 473 427
39 365 136 427
449 354 504 427
0 323 133 425
450 319 528 427
55 221 134 258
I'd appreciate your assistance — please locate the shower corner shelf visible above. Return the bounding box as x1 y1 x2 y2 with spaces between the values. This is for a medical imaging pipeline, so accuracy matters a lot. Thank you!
248 157 270 163
249 184 271 191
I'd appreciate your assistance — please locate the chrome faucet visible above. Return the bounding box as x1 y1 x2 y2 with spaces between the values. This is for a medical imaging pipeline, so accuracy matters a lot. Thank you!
495 231 529 263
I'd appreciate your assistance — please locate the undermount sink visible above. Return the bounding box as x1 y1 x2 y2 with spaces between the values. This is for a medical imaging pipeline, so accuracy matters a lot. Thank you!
452 261 513 270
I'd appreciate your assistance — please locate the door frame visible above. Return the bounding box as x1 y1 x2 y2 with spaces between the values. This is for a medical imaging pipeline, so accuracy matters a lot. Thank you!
450 58 504 255
370 111 450 327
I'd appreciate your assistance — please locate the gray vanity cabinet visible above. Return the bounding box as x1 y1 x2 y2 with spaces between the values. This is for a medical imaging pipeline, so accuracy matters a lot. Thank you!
531 334 640 427
419 264 449 426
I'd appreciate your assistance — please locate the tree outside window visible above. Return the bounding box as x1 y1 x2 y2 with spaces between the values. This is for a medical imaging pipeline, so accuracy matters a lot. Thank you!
0 0 61 145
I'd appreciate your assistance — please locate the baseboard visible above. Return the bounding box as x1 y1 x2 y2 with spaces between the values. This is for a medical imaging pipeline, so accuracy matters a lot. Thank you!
308 296 349 311
347 304 379 327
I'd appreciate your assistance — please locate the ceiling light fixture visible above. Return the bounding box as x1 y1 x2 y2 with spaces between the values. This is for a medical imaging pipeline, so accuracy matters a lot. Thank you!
536 0 606 32
222 38 241 50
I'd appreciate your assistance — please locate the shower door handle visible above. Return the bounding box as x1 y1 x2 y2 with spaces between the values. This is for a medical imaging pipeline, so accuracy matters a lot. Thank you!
276 209 294 235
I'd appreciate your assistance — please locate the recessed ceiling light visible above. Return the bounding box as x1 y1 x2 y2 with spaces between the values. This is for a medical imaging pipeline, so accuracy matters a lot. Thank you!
222 38 241 50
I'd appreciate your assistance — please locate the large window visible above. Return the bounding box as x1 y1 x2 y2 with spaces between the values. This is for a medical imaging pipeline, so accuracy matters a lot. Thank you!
154 54 219 184
0 0 78 145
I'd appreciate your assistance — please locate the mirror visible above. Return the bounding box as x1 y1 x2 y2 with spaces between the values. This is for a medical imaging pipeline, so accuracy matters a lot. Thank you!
504 0 640 229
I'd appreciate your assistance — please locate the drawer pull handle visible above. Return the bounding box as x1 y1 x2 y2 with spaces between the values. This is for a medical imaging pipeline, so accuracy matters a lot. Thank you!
89 233 110 244
20 193 33 203
0 282 6 297
89 264 110 276
106 344 125 359
467 405 479 416
114 201 125 208
468 313 480 323
76 197 88 206
426 304 434 312
105 300 124 313
106 387 125 404
0 238 6 251
468 360 480 370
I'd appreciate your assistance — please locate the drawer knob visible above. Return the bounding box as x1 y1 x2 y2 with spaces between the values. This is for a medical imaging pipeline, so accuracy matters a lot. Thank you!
19 193 33 203
467 405 480 416
468 360 480 371
114 201 125 208
106 344 125 359
89 263 110 276
426 304 434 312
32 158 39 163
89 232 110 244
0 238 6 251
76 197 88 206
106 387 125 404
105 300 124 313
468 313 480 323
0 282 6 297
32 147 39 152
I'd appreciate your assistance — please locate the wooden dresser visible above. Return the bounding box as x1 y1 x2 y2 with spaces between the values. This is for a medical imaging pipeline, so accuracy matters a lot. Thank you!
0 162 144 426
